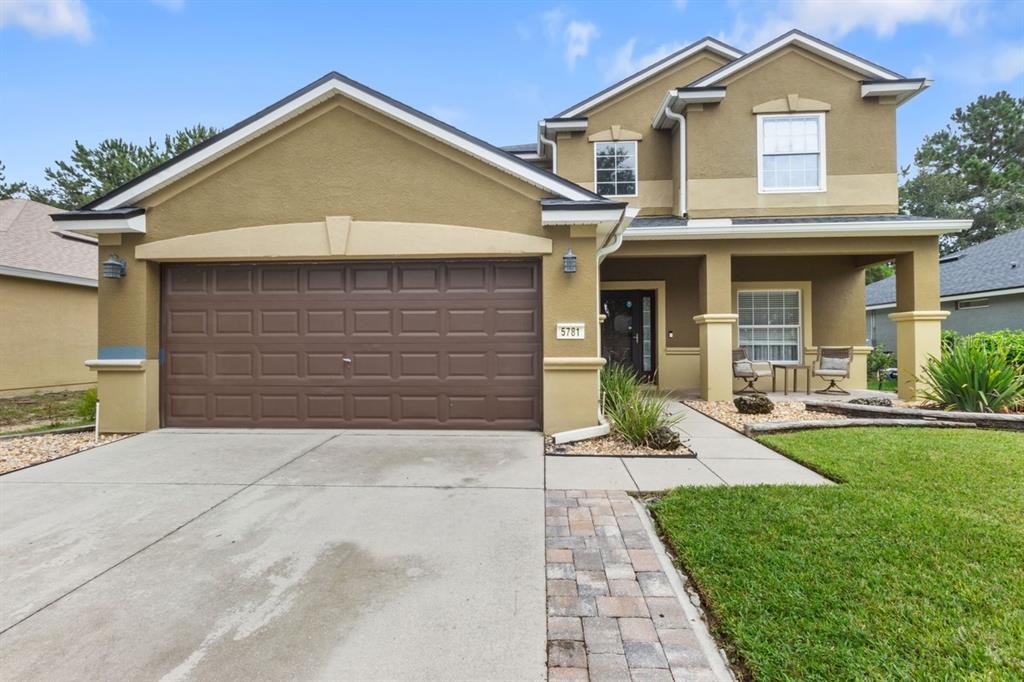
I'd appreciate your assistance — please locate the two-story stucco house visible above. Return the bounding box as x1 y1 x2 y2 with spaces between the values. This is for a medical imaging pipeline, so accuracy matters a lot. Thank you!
54 29 969 435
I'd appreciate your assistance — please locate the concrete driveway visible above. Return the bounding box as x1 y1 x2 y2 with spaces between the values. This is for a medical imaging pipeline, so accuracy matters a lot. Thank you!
0 429 545 681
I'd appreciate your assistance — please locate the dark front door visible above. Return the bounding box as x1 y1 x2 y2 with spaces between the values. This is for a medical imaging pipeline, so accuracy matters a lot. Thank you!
600 290 656 380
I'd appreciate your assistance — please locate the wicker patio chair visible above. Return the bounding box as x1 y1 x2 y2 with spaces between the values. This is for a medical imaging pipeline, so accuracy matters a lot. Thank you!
732 348 770 394
813 346 853 395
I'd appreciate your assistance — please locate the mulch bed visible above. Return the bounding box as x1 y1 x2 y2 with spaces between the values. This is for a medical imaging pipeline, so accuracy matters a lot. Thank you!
545 434 694 457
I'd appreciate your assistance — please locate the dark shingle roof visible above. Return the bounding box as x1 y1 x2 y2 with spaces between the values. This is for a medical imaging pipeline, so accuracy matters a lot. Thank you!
501 143 537 153
866 229 1024 306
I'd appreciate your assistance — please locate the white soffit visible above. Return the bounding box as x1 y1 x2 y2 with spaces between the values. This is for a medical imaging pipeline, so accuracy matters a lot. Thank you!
91 76 596 210
60 213 147 235
625 218 973 240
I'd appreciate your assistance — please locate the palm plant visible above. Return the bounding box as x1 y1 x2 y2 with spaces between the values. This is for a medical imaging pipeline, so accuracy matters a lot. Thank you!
919 337 1024 412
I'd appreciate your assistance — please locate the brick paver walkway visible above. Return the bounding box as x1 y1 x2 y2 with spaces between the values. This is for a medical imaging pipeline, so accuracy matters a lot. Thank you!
545 489 726 681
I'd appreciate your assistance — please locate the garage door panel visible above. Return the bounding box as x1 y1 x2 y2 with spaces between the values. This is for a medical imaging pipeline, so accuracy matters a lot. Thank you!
162 260 540 429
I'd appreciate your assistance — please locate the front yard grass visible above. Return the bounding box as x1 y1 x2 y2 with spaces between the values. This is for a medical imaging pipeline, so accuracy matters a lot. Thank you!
650 427 1024 680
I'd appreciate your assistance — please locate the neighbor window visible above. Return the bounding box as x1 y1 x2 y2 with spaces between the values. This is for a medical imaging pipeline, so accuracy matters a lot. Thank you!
758 114 825 192
738 290 802 363
595 141 637 196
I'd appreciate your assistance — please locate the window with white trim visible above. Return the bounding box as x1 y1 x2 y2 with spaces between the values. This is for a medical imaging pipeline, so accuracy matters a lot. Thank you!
595 141 637 196
738 290 801 363
757 114 825 193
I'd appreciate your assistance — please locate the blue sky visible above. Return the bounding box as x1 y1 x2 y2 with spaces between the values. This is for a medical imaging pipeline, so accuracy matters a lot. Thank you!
2 0 1022 187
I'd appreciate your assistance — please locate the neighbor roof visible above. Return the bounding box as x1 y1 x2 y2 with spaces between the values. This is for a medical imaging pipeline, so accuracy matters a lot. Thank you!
0 199 96 285
83 72 608 211
866 229 1024 306
555 37 743 118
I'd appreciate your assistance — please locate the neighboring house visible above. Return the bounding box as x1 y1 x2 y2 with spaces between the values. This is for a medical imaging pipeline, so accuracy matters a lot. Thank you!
866 229 1024 350
0 199 98 396
54 29 968 435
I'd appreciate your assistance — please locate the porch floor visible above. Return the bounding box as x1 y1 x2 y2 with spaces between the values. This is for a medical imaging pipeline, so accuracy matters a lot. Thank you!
674 388 899 404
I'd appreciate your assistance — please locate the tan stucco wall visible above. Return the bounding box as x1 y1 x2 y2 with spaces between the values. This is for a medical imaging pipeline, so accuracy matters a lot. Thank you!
556 52 728 213
0 276 97 395
96 92 606 434
686 46 899 218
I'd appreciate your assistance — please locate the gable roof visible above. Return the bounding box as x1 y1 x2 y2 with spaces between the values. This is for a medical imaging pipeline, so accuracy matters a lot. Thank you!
0 199 96 286
84 72 606 211
866 229 1024 307
554 37 743 118
689 29 904 88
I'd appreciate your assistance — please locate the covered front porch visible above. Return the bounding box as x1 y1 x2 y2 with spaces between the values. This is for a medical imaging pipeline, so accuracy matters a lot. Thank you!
600 224 957 402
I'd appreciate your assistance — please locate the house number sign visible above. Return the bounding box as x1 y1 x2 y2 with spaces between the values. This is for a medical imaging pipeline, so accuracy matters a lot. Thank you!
556 323 585 340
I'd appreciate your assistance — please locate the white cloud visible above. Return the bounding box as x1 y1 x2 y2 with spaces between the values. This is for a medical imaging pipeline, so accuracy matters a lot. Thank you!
0 0 91 42
564 20 599 69
151 0 185 11
722 0 979 49
989 44 1024 83
607 38 686 81
540 8 599 69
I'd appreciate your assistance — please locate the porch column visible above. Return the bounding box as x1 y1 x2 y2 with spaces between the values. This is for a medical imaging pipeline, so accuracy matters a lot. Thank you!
694 251 736 401
889 239 948 401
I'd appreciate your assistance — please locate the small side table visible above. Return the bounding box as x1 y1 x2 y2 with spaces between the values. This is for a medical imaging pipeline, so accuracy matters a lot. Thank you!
771 363 812 395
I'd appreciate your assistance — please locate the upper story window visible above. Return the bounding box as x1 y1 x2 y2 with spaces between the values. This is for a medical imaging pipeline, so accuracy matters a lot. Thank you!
757 113 826 193
595 141 637 197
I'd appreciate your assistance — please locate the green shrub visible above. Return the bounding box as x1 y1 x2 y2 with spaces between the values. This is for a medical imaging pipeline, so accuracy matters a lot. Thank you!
941 329 960 352
867 345 895 376
963 329 1024 370
606 388 684 447
76 388 98 420
600 362 642 414
920 337 1024 412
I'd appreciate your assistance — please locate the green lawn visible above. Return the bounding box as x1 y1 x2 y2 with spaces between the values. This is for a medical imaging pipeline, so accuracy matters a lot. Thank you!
651 428 1024 681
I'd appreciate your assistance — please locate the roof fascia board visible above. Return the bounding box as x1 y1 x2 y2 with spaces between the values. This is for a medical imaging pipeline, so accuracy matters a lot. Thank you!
653 87 727 128
91 76 597 210
861 78 931 104
50 212 147 235
867 286 1024 310
557 38 743 118
625 218 972 240
0 264 98 288
690 31 902 88
542 207 625 226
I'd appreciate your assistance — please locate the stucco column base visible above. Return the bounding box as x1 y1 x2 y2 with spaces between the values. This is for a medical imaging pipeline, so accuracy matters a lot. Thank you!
888 310 949 401
86 360 160 433
543 357 605 435
694 314 738 402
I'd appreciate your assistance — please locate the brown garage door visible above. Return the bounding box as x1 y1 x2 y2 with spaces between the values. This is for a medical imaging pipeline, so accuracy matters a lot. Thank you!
161 260 541 429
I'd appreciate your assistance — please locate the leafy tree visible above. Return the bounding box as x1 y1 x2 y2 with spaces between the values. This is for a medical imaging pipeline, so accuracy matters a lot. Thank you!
900 91 1024 254
0 161 27 199
865 262 894 284
31 124 218 209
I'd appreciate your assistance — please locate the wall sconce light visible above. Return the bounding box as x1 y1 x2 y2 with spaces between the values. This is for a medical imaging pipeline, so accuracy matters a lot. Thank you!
102 254 127 279
563 248 577 274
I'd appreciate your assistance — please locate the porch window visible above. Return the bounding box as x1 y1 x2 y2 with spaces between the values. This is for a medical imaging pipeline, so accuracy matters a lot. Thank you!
737 290 801 363
595 141 637 197
757 113 825 193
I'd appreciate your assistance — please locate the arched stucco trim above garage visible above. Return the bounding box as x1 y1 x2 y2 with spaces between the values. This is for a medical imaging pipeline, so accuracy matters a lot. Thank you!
133 217 554 262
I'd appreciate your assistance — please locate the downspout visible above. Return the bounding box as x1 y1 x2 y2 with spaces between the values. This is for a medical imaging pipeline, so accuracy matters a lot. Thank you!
663 101 686 216
538 122 558 174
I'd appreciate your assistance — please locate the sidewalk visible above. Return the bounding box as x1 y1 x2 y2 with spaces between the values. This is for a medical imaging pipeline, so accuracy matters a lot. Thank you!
545 404 830 491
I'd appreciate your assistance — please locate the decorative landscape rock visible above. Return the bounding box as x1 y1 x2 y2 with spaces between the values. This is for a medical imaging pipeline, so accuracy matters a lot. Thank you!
849 397 893 407
734 394 774 415
646 426 681 451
